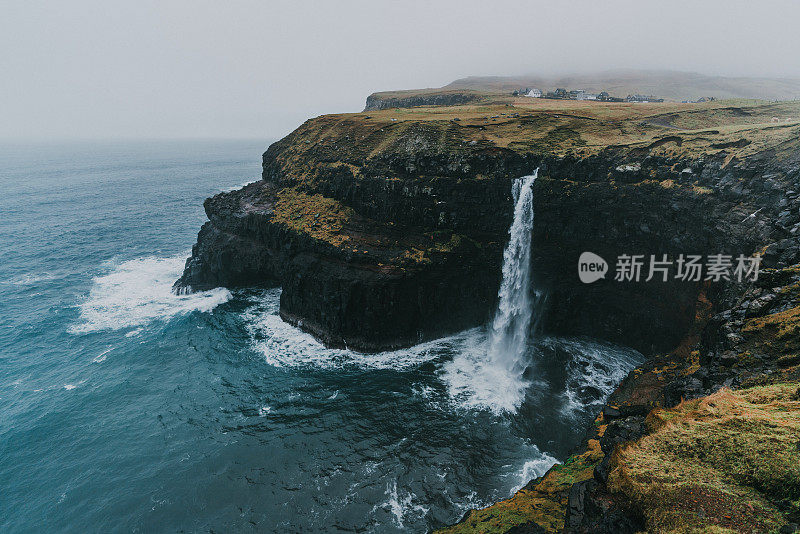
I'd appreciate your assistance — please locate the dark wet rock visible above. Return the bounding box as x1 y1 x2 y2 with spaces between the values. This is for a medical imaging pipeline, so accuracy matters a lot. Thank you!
564 480 643 534
663 376 705 407
505 521 547 534
594 416 647 484
364 91 481 111
717 351 739 366
601 405 621 419
579 386 604 400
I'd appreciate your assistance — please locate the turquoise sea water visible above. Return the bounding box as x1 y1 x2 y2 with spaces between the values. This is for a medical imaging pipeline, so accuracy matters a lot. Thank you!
0 140 642 533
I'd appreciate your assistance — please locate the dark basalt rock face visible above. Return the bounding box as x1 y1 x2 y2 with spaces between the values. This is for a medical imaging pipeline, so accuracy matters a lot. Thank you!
176 127 796 354
277 245 500 352
175 182 288 292
174 180 503 351
529 155 782 354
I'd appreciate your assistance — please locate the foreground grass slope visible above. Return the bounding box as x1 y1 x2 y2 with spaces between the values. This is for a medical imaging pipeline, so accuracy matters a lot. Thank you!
438 421 608 534
610 383 800 533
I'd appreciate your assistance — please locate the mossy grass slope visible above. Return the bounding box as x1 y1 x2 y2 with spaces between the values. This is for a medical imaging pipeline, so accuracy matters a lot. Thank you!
608 384 800 533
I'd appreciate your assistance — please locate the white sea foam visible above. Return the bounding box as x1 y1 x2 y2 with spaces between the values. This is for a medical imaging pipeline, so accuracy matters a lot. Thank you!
69 254 231 334
1 272 60 286
545 337 643 419
92 347 113 363
220 180 257 192
439 330 531 414
509 451 558 494
125 328 143 338
63 380 86 390
450 490 488 515
375 480 429 528
244 289 445 370
244 288 533 413
440 334 642 416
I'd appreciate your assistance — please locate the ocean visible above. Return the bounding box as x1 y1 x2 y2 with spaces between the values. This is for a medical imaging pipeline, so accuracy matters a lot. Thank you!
0 140 642 533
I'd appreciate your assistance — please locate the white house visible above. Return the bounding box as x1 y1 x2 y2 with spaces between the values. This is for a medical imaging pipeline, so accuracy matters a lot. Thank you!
525 88 542 98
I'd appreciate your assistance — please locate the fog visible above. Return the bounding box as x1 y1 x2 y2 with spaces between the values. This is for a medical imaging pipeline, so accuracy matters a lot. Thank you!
2 0 799 140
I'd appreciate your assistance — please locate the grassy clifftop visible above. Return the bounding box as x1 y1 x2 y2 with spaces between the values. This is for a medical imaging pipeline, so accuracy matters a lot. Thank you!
272 97 800 173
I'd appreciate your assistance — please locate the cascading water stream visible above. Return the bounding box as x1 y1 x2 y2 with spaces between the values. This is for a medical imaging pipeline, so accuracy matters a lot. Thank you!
439 170 540 414
487 170 538 387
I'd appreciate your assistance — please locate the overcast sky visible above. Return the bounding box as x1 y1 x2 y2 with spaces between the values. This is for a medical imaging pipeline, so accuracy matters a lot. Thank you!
3 0 800 140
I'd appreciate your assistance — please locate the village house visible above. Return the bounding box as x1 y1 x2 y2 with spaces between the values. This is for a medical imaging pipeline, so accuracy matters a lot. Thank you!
541 88 627 102
597 91 624 102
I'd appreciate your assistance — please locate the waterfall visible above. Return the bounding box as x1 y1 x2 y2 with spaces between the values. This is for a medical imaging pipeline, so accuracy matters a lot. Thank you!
439 170 539 414
487 170 538 375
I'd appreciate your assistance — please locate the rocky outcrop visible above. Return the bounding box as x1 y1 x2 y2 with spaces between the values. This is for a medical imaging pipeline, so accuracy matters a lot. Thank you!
364 90 482 111
174 181 502 351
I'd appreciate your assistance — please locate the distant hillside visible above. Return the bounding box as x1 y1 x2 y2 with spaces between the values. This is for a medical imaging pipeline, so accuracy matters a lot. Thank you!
445 70 800 101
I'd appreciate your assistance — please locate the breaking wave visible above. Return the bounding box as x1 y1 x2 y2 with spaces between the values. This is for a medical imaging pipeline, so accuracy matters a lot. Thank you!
70 254 231 334
243 288 453 371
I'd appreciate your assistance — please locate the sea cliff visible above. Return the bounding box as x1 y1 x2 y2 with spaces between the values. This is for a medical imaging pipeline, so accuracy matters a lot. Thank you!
176 93 800 531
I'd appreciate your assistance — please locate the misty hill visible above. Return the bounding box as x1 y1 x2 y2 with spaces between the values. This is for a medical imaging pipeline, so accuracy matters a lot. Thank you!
445 69 800 102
